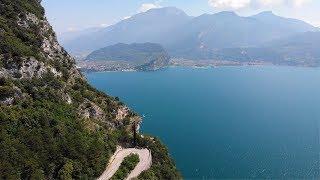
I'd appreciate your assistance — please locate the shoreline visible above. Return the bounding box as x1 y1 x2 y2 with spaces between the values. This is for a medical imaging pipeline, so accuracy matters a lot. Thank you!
80 63 320 74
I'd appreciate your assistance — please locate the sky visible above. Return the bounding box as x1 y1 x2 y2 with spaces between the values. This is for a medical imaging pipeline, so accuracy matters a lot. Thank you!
42 0 320 34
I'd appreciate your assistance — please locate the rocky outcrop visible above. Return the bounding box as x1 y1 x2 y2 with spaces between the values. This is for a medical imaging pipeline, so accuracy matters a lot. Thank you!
17 12 39 28
0 57 62 79
79 100 105 120
20 58 47 78
115 106 130 121
0 86 25 106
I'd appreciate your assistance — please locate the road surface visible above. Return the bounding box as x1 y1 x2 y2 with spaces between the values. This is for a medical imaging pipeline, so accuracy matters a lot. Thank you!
98 147 152 180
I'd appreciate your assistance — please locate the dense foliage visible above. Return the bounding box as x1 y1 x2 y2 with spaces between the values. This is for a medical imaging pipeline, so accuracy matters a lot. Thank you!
111 153 140 180
0 0 44 60
0 75 124 179
138 137 182 180
0 100 117 179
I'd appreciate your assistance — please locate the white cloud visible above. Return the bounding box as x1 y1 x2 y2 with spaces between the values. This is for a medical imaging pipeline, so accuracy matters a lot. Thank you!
139 3 161 13
258 0 284 6
259 0 312 7
291 0 311 7
208 0 251 10
208 0 313 10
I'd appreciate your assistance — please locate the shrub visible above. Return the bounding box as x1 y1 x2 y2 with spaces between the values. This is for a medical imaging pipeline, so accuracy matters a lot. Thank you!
111 153 140 180
0 101 115 179
0 85 14 100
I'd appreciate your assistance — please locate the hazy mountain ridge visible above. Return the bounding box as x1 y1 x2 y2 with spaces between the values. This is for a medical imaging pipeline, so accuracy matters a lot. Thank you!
62 7 319 66
181 31 320 67
64 7 191 56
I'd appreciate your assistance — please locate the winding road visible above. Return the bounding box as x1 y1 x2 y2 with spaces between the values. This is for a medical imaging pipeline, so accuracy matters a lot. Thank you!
98 147 152 180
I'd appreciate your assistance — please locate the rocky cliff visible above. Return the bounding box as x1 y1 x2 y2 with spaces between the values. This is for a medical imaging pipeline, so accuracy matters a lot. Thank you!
0 0 180 179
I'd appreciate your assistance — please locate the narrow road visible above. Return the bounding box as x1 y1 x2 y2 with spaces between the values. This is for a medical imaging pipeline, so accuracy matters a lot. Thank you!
98 147 152 180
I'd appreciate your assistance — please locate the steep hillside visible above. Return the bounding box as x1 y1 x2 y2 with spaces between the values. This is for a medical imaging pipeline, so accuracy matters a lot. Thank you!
183 31 320 66
166 11 317 59
251 11 318 35
62 8 317 60
86 43 170 71
0 0 181 179
264 31 320 66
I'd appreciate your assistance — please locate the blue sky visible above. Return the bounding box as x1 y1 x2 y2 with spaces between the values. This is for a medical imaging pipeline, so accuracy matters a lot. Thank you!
42 0 320 34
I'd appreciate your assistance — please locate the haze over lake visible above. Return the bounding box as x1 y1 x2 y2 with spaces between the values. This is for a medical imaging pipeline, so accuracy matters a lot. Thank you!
85 66 320 179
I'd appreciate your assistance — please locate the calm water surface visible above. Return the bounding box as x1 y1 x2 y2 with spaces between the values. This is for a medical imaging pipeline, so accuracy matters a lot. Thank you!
85 66 320 179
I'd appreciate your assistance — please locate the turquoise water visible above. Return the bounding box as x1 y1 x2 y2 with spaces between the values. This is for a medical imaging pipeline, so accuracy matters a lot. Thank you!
85 66 320 179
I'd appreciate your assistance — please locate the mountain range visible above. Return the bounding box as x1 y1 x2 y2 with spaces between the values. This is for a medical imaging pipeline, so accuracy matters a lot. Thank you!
62 7 320 66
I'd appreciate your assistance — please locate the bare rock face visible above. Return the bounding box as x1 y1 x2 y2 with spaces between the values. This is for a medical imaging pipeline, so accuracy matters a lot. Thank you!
41 20 66 61
17 12 39 28
0 86 25 106
8 8 82 82
0 57 62 79
116 106 130 121
1 8 84 105
0 97 14 105
20 57 47 78
79 101 105 120
0 1 133 127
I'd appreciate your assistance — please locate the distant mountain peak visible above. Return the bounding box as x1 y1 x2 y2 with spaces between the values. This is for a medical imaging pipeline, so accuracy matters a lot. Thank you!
252 11 279 18
258 11 274 15
196 11 239 20
144 6 188 16
215 11 238 17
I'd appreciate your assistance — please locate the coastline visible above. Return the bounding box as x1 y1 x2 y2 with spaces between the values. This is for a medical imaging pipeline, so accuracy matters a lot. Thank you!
80 61 320 74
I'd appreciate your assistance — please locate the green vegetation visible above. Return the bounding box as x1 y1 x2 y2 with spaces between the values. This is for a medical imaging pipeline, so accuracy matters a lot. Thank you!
0 85 14 100
86 43 170 71
0 0 45 62
0 100 116 179
0 70 133 179
0 71 132 179
138 137 182 180
111 153 140 180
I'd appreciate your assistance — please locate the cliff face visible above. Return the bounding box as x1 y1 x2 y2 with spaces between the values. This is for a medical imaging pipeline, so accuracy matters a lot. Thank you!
0 0 134 128
0 0 180 179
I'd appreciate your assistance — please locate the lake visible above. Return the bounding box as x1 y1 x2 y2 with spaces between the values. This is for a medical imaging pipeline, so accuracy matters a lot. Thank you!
85 66 320 179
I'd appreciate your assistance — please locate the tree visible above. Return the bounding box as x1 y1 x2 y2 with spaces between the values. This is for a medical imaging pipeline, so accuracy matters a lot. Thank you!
58 160 74 180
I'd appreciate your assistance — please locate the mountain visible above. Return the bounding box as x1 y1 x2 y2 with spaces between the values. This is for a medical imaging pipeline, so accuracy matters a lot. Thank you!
264 31 320 66
194 32 320 66
63 8 318 61
64 7 191 55
58 27 104 59
251 11 318 35
0 0 181 179
58 27 103 45
166 11 318 59
86 43 170 71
